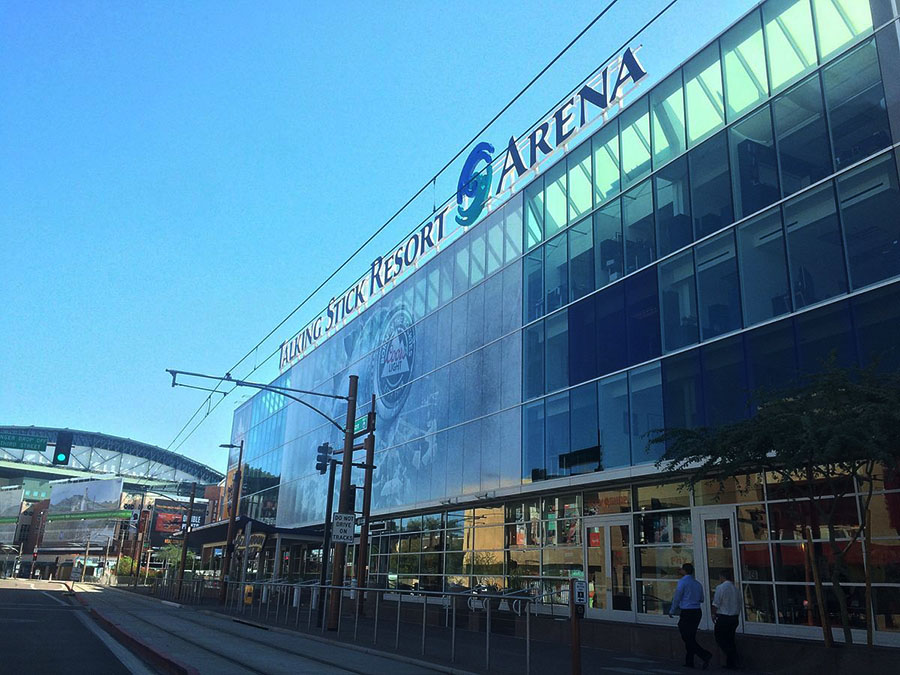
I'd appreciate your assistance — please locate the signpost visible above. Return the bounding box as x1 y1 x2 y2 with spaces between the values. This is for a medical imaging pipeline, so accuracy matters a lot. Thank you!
331 513 355 544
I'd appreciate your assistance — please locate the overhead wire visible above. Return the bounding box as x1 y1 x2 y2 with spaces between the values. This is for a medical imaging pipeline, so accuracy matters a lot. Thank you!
166 0 681 455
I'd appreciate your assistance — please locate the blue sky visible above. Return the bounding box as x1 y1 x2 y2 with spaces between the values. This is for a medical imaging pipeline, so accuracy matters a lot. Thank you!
0 0 752 474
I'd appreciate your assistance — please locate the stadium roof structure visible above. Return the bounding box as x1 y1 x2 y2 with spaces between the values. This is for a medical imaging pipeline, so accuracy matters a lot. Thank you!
0 426 223 485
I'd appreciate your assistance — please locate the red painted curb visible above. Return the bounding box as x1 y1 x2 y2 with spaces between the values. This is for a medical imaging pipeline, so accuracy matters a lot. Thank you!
76 592 199 675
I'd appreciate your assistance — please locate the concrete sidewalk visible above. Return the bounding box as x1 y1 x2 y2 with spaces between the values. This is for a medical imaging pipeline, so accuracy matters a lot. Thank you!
76 584 453 675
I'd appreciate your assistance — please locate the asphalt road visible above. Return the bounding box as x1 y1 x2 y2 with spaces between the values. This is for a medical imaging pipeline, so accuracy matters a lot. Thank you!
0 579 136 675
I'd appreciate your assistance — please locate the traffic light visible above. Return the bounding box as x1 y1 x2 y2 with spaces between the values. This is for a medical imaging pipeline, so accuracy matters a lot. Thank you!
52 431 73 466
315 443 332 474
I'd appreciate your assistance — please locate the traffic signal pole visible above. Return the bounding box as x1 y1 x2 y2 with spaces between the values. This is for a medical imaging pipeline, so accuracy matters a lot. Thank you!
316 456 337 626
355 395 377 612
177 482 196 601
218 440 243 604
327 375 358 631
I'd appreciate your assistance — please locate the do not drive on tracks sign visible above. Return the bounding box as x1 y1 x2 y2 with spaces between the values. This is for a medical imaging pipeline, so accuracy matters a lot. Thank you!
331 513 355 543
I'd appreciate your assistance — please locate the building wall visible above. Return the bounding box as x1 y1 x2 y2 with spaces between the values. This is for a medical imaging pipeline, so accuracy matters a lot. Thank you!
233 0 900 532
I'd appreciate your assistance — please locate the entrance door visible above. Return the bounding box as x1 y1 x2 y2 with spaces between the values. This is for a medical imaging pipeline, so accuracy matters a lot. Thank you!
584 516 634 621
694 506 739 630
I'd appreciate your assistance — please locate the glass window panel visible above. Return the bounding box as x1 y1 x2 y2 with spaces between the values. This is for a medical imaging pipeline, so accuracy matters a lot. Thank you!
783 182 848 308
629 362 664 465
620 96 652 188
852 281 900 372
525 178 544 250
593 199 624 288
544 232 568 313
625 268 661 365
523 321 544 400
636 544 693 580
690 131 734 239
764 0 818 93
592 119 620 204
873 586 900 631
795 300 858 374
567 296 597 386
569 217 594 301
544 160 567 237
730 104 779 219
745 318 798 393
694 474 765 506
773 74 832 197
568 141 592 223
470 232 486 286
545 309 569 393
522 400 544 483
824 38 891 170
740 544 773 581
568 383 600 475
742 583 776 623
584 486 631 516
486 214 503 276
695 230 742 340
453 242 469 296
685 42 725 146
662 349 704 431
837 151 900 290
651 70 686 168
637 579 679 615
504 195 523 262
542 547 583 577
545 392 570 480
654 156 692 256
524 249 543 323
868 493 900 537
658 250 699 352
722 9 769 121
598 373 631 469
737 207 792 326
596 281 628 376
813 0 874 61
701 335 750 427
623 179 655 274
636 484 691 511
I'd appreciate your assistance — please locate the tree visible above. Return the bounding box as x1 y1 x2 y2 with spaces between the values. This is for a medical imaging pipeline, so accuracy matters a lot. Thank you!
158 543 183 570
116 555 134 577
649 362 900 645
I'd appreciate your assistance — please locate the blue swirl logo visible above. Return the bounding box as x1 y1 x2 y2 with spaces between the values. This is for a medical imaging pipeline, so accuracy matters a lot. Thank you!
456 141 494 226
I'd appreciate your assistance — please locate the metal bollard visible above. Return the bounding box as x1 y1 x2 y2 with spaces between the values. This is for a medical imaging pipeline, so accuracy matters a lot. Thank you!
451 595 456 663
421 596 427 656
354 591 360 641
338 588 344 635
373 590 380 645
395 593 402 650
526 602 531 675
308 587 314 631
321 589 328 634
486 598 491 671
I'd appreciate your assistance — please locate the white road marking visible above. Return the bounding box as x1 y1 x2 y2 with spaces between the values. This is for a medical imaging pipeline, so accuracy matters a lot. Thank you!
72 610 155 675
41 591 69 606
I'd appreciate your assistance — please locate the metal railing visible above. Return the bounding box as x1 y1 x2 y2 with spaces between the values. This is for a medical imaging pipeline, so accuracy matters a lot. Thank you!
149 577 569 674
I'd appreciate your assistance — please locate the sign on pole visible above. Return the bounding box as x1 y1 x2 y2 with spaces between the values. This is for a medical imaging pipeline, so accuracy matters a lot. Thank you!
353 415 368 435
573 580 588 605
331 513 355 543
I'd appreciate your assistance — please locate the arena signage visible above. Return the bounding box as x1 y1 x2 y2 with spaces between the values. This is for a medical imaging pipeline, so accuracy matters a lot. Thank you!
279 210 449 370
280 46 646 372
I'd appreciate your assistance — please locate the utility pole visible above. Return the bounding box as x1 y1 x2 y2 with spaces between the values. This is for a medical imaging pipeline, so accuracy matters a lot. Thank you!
316 455 337 626
177 482 197 601
130 492 146 577
81 538 91 583
218 440 243 604
355 394 377 610
327 375 358 631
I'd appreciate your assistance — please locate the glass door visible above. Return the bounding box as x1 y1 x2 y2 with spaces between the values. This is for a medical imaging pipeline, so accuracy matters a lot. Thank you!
584 515 635 621
694 505 739 630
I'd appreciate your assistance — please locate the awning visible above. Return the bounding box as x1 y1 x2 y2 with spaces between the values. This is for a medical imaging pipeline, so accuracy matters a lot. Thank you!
175 516 324 548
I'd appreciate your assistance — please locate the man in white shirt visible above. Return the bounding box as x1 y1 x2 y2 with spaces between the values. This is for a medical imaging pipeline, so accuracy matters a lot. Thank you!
711 569 742 670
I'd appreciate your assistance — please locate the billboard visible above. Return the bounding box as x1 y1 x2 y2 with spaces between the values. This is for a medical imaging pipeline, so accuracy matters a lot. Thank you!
42 479 128 549
0 487 24 544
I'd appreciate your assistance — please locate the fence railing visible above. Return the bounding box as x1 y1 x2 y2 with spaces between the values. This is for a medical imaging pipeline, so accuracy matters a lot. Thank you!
149 576 567 674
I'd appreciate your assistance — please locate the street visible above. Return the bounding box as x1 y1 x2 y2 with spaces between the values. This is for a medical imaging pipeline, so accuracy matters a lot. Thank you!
0 579 139 674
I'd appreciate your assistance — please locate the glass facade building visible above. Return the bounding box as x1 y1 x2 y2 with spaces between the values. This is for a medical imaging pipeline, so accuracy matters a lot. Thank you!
231 0 900 645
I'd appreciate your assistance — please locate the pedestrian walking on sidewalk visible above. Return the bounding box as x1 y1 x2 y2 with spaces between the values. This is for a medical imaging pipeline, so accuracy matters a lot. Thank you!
712 569 742 670
669 562 712 670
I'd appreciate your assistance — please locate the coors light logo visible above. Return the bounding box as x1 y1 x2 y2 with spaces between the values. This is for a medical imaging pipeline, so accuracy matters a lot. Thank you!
375 306 416 411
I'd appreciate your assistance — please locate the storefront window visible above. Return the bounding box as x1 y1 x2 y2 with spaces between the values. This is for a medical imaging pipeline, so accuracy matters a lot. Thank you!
584 487 631 516
636 482 691 511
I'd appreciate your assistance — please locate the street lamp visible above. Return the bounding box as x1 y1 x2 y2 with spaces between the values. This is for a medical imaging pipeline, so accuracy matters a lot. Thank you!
218 440 243 604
